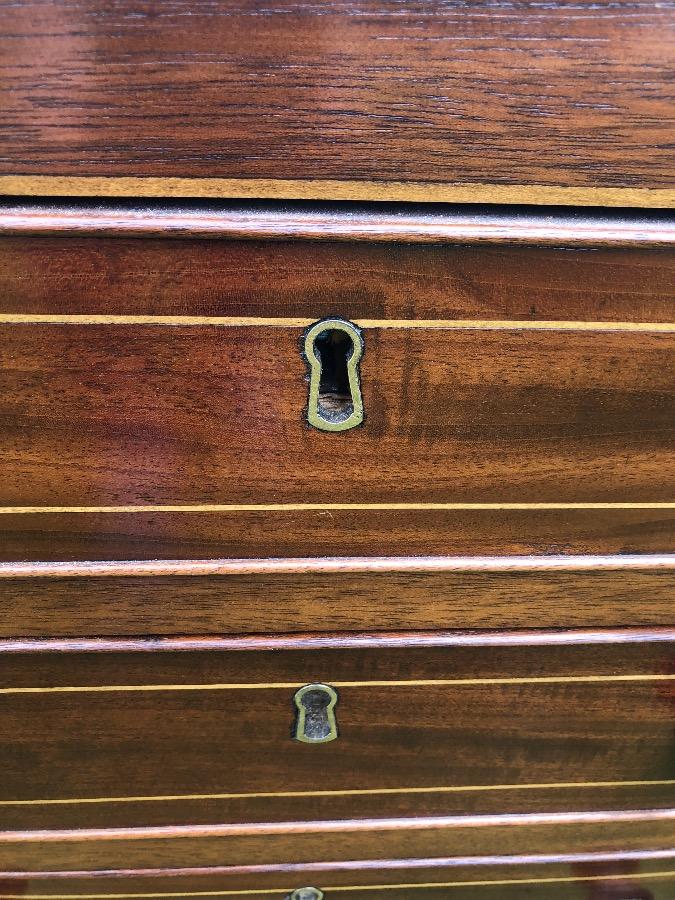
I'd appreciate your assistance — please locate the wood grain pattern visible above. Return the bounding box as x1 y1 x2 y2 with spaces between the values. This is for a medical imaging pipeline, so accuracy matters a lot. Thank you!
1 508 673 562
1 1 673 192
2 811 675 873
1 858 674 899
1 566 674 636
0 638 673 834
3 237 673 322
4 779 675 835
2 177 674 209
1 323 672 506
2 203 675 246
3 554 672 578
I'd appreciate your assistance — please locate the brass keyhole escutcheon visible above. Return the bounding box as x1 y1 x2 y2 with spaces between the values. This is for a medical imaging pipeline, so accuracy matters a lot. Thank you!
293 683 339 744
303 318 364 432
287 889 325 900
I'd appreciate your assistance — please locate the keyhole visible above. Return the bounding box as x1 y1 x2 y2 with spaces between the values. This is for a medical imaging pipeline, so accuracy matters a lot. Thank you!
303 318 364 432
293 683 339 743
287 890 324 900
315 329 353 420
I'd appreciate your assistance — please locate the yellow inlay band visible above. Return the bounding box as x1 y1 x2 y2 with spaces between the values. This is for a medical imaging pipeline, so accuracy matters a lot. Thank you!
1 175 673 208
5 868 675 897
1 502 674 514
1 313 675 331
2 778 674 807
1 674 673 695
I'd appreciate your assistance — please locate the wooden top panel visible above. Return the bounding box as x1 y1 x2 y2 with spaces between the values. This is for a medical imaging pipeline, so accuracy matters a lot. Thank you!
1 0 674 200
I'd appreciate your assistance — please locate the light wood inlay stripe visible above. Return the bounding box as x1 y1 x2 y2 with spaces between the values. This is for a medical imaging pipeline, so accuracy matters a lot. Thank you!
5 869 675 897
2 778 674 807
1 314 674 332
2 175 674 208
1 674 673 696
1 503 674 514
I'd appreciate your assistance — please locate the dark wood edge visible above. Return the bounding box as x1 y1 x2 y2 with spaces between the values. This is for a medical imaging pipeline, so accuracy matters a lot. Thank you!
2 554 673 579
0 200 673 247
1 628 675 654
4 809 675 844
2 848 675 880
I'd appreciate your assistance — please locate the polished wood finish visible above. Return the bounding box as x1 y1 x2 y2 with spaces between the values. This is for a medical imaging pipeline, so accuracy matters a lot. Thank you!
2 810 675 872
1 857 674 899
1 637 673 833
3 233 673 552
3 235 673 321
2 176 674 208
5 554 672 577
1 563 674 635
2 0 673 884
1 323 672 506
1 202 674 247
2 508 673 563
1 1 673 193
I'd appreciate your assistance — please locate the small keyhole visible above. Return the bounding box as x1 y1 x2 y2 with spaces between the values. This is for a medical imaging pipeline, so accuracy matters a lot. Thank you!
293 683 339 743
314 329 354 423
303 318 364 432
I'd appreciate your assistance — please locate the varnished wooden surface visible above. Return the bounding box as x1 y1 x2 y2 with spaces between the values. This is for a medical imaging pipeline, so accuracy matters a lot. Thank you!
2 176 674 208
2 811 675 872
2 508 673 562
0 858 674 899
5 554 672 577
1 323 672 505
1 565 674 635
1 1 674 194
2 236 673 539
3 236 673 321
1 233 673 556
0 637 673 831
1 202 675 247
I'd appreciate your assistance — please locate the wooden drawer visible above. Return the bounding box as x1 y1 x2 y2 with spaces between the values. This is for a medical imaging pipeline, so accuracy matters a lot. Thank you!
2 631 674 834
0 215 673 563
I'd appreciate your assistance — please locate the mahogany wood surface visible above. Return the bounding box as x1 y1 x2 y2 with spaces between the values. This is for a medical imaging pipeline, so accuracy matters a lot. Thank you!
2 811 675 872
1 1 674 192
1 566 674 635
2 235 674 322
1 202 675 247
1 323 672 505
2 231 673 558
0 638 673 830
0 858 674 898
1 509 673 563
1 0 674 884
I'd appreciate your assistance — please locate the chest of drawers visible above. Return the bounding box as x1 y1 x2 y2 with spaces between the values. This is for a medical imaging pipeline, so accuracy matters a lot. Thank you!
1 1 674 898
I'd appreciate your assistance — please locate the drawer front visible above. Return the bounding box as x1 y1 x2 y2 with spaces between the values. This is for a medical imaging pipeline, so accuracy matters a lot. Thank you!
1 235 674 562
2 635 674 832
